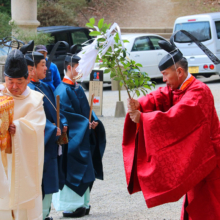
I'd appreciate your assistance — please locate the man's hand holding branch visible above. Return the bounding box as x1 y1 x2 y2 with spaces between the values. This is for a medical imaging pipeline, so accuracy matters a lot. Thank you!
127 98 141 123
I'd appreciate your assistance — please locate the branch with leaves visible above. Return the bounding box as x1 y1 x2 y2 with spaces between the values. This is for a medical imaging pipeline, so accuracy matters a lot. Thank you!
80 18 155 99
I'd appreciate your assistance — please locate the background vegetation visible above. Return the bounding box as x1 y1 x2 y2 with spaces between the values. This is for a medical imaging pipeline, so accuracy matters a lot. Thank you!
0 0 88 44
0 0 220 44
0 0 11 15
37 0 87 27
0 12 12 39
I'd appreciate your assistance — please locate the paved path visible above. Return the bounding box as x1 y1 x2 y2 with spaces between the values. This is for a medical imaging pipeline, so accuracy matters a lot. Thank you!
51 75 220 220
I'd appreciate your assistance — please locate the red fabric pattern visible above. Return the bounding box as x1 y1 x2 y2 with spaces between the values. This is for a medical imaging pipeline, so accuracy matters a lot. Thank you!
122 77 220 219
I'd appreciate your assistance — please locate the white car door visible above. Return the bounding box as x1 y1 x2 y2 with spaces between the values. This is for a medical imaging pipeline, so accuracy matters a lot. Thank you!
148 36 168 77
128 36 168 78
129 36 160 78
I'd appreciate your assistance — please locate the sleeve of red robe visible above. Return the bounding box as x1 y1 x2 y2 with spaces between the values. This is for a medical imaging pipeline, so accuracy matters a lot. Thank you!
122 82 219 208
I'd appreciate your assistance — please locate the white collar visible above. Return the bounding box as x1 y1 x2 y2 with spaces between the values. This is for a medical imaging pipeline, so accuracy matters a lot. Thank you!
179 73 192 89
21 87 30 96
64 75 73 82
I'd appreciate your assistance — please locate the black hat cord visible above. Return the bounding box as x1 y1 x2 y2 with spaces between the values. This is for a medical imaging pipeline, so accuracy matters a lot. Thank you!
170 30 220 65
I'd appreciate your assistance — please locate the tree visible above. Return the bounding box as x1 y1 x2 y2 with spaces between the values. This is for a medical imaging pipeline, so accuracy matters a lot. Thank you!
79 18 155 100
37 0 87 27
0 12 12 39
0 0 11 15
0 13 53 47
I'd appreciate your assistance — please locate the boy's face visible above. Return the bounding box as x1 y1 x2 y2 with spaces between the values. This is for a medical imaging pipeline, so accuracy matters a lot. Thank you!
27 65 35 80
67 63 79 78
34 59 47 80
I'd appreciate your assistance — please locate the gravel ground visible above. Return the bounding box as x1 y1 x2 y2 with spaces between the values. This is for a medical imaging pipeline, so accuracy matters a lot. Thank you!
51 75 220 220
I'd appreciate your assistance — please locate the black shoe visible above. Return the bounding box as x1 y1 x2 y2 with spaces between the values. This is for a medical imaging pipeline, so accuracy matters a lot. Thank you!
45 217 53 220
63 207 86 218
85 205 91 215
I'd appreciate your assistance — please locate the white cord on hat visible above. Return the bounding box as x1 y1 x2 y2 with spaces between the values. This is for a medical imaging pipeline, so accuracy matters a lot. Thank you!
70 54 83 80
167 52 179 81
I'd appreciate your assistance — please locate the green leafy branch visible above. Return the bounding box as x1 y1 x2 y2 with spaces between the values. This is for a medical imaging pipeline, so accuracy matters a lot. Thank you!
86 18 155 99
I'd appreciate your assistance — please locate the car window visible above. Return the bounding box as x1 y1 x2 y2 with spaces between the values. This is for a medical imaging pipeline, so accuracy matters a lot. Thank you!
131 37 154 51
53 32 69 53
174 21 211 43
215 21 220 39
71 31 89 45
55 32 69 42
149 36 164 50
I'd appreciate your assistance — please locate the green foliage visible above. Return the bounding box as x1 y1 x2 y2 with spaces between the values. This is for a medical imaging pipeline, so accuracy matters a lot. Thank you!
86 18 155 98
37 0 87 27
0 0 11 15
13 27 54 45
0 12 11 39
0 9 53 46
0 19 54 46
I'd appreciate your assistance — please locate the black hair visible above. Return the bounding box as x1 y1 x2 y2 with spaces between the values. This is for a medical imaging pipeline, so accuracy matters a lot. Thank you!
23 73 29 79
176 57 188 72
64 61 78 72
34 60 42 68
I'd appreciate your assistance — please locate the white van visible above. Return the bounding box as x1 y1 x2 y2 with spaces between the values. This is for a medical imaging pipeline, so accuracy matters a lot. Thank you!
173 13 220 77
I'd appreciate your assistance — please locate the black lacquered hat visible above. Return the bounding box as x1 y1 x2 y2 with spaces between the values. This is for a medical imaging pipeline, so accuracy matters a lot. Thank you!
25 52 45 67
158 40 183 71
158 30 220 72
20 40 34 55
4 49 29 78
65 53 81 63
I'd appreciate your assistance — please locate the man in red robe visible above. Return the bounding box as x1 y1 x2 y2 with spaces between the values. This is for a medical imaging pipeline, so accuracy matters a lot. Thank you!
122 39 220 220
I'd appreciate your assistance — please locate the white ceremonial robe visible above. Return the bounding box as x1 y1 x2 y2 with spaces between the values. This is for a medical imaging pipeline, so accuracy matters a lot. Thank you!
0 87 46 220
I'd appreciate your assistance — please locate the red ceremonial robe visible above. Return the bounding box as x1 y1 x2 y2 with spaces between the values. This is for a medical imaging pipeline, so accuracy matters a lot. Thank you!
122 77 220 220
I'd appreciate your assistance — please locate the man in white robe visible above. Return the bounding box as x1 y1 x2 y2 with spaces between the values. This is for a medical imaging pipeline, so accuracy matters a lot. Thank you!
0 49 46 220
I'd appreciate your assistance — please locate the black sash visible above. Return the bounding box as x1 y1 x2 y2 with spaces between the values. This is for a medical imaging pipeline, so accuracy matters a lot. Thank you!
170 30 220 65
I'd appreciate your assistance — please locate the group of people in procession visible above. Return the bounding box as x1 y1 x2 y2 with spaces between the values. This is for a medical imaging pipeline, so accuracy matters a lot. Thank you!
1 29 220 220
0 41 106 220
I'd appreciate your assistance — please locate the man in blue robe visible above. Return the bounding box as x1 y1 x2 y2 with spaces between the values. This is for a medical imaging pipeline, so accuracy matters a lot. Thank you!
25 51 68 220
35 45 61 91
52 54 106 218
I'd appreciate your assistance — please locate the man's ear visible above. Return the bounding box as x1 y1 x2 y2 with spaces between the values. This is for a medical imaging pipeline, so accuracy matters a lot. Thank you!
178 67 184 77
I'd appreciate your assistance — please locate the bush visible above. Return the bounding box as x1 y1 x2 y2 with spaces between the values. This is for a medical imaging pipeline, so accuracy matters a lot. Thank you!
0 0 11 15
0 12 54 46
13 27 54 45
37 0 87 27
0 12 12 39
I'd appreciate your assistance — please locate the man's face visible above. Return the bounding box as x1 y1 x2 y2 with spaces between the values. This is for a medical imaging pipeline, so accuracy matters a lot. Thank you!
35 59 47 80
161 66 181 90
5 75 30 96
27 65 35 79
38 51 47 59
